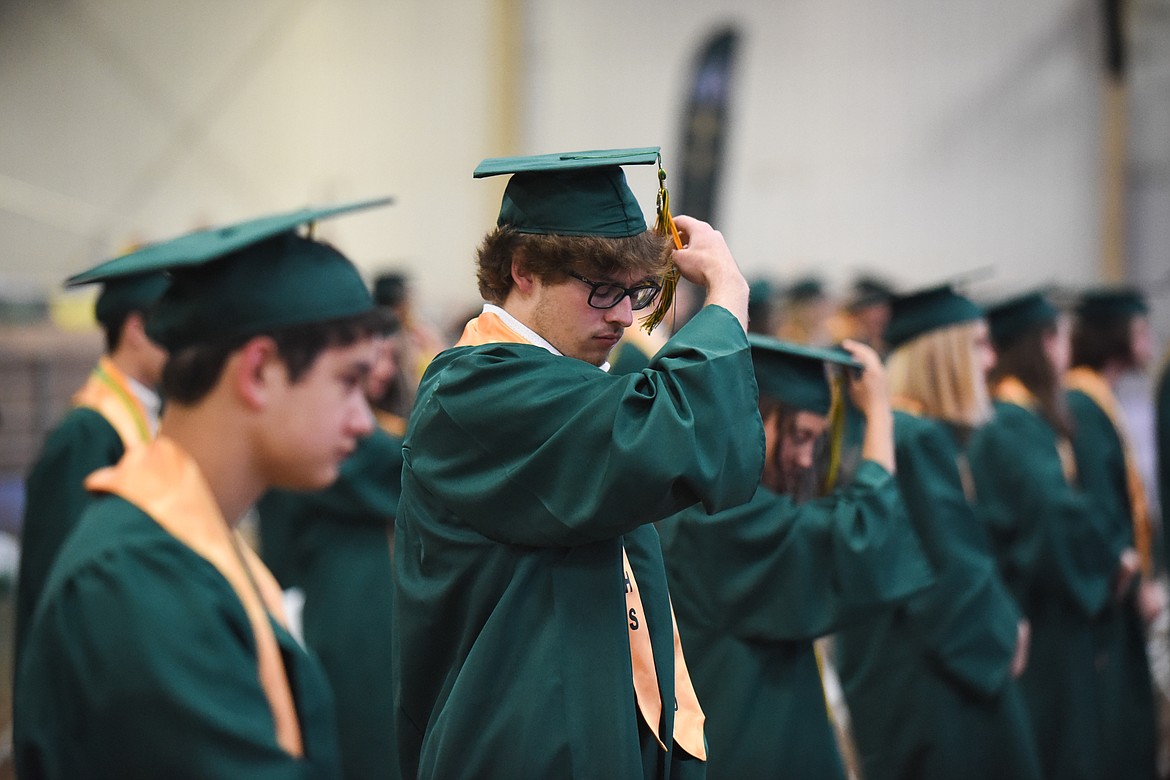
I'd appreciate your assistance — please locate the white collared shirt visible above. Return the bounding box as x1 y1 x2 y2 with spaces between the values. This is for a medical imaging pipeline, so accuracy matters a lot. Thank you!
480 303 611 372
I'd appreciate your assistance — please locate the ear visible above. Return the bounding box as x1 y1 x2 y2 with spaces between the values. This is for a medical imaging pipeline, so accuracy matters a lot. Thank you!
511 255 538 296
119 311 149 348
231 336 283 412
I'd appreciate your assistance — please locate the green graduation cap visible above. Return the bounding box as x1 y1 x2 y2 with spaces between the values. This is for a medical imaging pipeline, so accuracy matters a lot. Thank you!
66 197 391 351
984 290 1061 348
846 275 895 312
92 271 170 329
785 277 826 303
473 147 660 237
1074 287 1148 322
884 284 983 351
748 334 862 416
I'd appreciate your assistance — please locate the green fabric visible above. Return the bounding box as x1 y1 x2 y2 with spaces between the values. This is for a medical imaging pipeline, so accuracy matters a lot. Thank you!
257 427 404 780
474 147 660 237
834 412 1041 780
984 292 1059 348
393 305 764 780
1159 361 1170 570
967 400 1118 778
747 334 859 415
884 285 983 350
1065 388 1158 779
14 495 341 779
608 339 655 376
93 271 170 327
14 406 124 668
68 197 391 285
658 460 932 780
146 234 373 351
66 198 388 351
1074 288 1148 321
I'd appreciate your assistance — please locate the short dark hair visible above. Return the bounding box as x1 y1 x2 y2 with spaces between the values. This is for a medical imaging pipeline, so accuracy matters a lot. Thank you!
475 227 671 304
161 310 384 406
102 313 130 354
1071 314 1137 371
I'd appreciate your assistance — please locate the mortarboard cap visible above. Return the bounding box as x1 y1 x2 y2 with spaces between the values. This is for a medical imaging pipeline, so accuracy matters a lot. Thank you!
473 147 660 237
885 284 983 351
92 271 170 328
1074 287 1148 323
373 272 408 308
748 334 861 416
785 277 826 303
846 275 895 312
984 290 1060 348
67 197 391 351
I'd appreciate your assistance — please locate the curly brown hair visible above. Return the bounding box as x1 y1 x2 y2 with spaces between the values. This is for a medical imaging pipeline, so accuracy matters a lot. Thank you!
475 227 672 304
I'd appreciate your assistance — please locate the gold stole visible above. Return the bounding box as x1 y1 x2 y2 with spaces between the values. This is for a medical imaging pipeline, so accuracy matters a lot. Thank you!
85 438 305 757
375 410 407 438
72 356 153 448
1065 366 1153 576
456 310 707 758
993 376 1078 485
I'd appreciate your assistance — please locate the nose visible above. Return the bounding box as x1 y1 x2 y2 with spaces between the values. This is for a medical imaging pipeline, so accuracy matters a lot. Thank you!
605 295 635 328
796 443 815 470
352 396 376 437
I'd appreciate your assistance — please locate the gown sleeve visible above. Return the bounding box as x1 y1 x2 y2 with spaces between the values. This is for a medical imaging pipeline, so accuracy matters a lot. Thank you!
406 306 765 546
894 414 1020 698
661 460 933 642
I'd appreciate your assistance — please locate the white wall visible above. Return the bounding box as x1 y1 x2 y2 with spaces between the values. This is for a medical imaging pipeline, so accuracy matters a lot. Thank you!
1 0 1166 334
0 0 501 325
526 0 1117 298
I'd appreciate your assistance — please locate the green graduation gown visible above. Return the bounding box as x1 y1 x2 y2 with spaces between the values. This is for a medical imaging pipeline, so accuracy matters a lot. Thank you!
394 305 764 780
15 406 124 661
967 398 1117 779
834 411 1041 780
658 460 933 780
257 426 404 780
15 488 341 778
1159 361 1170 568
1066 386 1158 779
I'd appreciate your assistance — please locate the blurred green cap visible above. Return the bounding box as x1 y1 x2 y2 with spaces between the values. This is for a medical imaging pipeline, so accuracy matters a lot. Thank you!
92 271 170 329
885 284 983 350
985 290 1060 348
1074 287 1148 323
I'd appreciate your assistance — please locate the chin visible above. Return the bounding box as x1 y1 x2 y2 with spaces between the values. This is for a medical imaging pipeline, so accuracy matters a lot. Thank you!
278 466 340 492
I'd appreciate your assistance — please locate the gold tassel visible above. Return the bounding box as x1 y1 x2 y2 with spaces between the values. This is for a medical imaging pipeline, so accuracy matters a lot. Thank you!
820 373 847 495
642 157 683 334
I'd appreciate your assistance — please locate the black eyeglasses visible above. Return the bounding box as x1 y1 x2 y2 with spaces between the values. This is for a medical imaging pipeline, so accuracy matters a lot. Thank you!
566 270 662 311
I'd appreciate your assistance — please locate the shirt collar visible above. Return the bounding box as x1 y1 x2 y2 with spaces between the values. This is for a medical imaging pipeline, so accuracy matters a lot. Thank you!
481 303 610 372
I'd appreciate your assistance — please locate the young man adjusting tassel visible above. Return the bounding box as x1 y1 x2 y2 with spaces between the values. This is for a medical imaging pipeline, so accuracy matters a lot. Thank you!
393 147 764 779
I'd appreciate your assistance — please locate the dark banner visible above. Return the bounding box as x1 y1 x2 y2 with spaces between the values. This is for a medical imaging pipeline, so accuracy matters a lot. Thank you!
675 26 739 224
673 25 739 325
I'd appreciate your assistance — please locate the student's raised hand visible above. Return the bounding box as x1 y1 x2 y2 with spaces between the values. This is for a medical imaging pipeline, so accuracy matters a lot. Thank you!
669 215 749 332
840 340 889 419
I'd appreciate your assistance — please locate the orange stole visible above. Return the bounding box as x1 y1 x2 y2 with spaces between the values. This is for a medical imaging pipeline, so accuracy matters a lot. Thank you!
72 356 152 448
85 438 304 758
455 310 531 349
1066 367 1153 576
457 310 707 758
993 376 1078 485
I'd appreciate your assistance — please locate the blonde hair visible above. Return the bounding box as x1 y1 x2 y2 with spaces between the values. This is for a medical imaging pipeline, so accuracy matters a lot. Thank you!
886 320 992 428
